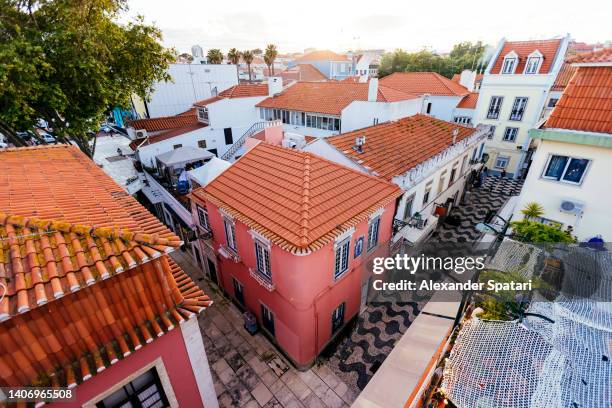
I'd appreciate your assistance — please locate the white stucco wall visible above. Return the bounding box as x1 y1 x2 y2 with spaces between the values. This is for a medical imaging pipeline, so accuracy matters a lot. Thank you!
341 99 422 132
207 96 266 129
514 139 612 241
303 140 365 172
421 95 464 122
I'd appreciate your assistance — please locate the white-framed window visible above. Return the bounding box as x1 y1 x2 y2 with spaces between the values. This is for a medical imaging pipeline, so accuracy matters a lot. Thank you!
404 194 415 220
331 302 346 334
487 125 496 140
197 139 207 149
542 154 590 185
260 303 275 335
254 240 271 279
224 217 237 251
495 156 510 169
501 53 518 74
453 116 472 125
509 97 528 121
94 367 170 408
334 239 350 279
197 107 209 123
437 171 447 194
502 127 519 142
487 96 504 119
173 144 182 149
524 51 543 74
367 217 381 251
196 204 210 230
449 162 459 184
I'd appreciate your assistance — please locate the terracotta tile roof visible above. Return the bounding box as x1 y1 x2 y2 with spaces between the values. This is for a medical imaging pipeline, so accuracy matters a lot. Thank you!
380 72 469 96
0 145 211 387
256 81 417 115
129 122 207 150
457 92 479 109
326 114 478 181
295 50 350 62
193 95 225 108
218 83 269 98
545 65 612 134
551 63 578 91
489 39 563 74
451 73 484 84
129 114 198 132
193 143 402 254
280 64 327 82
568 47 612 64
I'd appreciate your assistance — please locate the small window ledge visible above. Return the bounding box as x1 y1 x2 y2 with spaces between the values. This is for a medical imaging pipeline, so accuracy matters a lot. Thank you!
249 268 275 291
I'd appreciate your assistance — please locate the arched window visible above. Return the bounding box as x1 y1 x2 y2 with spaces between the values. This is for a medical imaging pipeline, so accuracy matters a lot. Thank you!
501 51 518 74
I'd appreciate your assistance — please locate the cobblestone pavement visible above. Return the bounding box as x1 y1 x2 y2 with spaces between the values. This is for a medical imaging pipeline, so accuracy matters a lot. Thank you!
326 176 524 390
171 250 357 408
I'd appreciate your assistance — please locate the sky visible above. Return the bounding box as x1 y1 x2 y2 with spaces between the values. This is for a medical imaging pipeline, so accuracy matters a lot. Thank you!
126 0 612 54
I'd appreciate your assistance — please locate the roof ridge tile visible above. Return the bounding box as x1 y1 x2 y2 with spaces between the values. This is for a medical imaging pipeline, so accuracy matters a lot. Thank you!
300 154 311 246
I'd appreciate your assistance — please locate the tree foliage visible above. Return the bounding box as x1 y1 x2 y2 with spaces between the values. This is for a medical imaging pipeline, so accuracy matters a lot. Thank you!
227 48 240 65
206 48 223 64
378 41 488 79
0 0 174 156
521 202 545 220
264 44 278 75
510 220 576 244
241 50 254 82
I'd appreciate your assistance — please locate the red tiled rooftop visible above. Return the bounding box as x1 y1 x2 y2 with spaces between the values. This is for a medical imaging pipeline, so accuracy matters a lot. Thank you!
295 50 350 62
193 84 269 108
129 114 198 132
256 81 417 115
194 143 402 254
0 145 210 387
380 72 469 96
490 39 563 74
457 92 479 109
545 65 612 134
280 64 328 82
569 47 612 64
326 114 478 181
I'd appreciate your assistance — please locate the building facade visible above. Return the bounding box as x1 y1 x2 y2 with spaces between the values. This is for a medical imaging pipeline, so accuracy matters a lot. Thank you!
288 50 354 80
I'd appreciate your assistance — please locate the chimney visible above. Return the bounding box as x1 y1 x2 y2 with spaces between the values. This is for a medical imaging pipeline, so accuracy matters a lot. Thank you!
459 69 477 92
368 78 378 102
353 135 366 153
452 128 459 145
268 77 283 96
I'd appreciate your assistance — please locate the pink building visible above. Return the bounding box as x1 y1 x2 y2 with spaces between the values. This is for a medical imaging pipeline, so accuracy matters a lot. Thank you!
190 142 402 368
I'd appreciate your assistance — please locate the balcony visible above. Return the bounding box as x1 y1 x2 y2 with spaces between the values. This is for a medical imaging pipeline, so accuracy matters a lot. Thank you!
249 268 275 292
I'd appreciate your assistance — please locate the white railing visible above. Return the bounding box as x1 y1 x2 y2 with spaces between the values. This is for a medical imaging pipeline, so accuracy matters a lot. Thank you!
141 170 194 227
221 120 281 161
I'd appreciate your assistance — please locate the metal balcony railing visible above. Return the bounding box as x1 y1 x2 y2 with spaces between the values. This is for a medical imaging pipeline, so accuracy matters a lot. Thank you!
221 120 282 161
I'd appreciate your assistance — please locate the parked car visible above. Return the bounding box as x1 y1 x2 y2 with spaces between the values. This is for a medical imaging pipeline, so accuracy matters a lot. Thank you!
99 123 113 134
0 141 8 149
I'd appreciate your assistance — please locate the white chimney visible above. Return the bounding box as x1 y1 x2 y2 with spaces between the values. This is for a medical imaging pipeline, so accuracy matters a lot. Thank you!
268 77 283 96
459 70 477 92
368 78 378 102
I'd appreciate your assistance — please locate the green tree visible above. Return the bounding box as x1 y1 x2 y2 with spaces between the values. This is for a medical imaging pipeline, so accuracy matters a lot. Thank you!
178 52 193 63
251 48 262 55
227 48 241 65
0 0 174 156
241 50 254 82
521 202 545 220
510 220 576 244
206 48 223 64
264 44 278 75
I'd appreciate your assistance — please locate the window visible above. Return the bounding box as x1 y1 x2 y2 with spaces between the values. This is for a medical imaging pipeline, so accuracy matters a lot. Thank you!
509 97 528 121
224 128 233 145
453 117 471 125
224 218 237 251
95 368 169 408
524 56 541 74
542 155 590 184
487 96 504 119
334 239 350 279
437 171 447 194
332 302 346 334
548 98 559 108
449 162 459 184
254 240 271 279
196 205 209 230
404 195 415 220
426 102 432 114
367 217 380 251
305 114 340 131
502 56 517 74
495 156 510 169
487 125 496 140
261 304 275 335
423 181 433 205
373 118 379 126
281 109 290 124
198 139 207 149
173 144 182 149
232 278 244 305
197 107 209 123
502 127 519 142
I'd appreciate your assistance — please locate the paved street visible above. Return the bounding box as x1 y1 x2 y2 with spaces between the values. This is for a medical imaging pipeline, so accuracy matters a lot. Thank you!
171 250 358 408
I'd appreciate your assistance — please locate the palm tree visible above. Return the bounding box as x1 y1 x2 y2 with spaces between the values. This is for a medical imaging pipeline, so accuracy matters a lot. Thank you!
206 49 224 64
521 202 545 220
242 50 254 82
264 44 278 75
227 48 240 65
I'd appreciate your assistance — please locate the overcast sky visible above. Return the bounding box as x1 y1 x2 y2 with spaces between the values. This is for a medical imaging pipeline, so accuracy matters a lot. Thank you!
126 0 611 54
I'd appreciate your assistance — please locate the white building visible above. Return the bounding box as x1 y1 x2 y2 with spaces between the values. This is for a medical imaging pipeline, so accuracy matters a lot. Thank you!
256 79 423 137
514 48 612 241
143 63 239 117
474 36 571 178
354 52 381 80
303 114 488 243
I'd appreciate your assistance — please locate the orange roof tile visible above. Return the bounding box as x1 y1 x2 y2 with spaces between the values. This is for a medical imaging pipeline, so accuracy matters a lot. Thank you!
129 114 198 132
295 50 350 62
380 72 469 96
193 143 402 254
326 114 478 181
193 84 269 108
0 145 211 387
545 65 612 134
280 64 328 82
569 47 612 64
451 73 484 84
551 63 578 91
256 81 417 115
490 39 563 74
457 92 479 109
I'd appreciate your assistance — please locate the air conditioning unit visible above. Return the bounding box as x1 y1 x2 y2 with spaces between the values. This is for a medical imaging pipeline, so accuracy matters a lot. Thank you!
559 199 584 215
135 129 147 139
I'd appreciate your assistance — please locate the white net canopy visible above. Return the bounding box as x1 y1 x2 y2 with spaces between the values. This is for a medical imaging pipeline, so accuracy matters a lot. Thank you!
442 245 612 408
